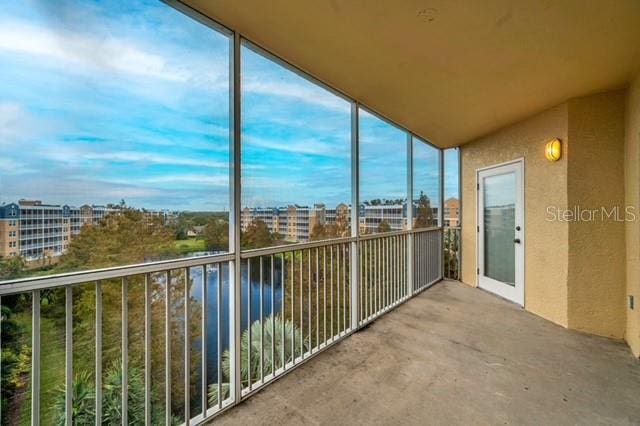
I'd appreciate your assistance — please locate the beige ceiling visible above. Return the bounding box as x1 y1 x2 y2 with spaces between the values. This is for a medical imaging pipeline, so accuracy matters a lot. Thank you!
185 0 640 148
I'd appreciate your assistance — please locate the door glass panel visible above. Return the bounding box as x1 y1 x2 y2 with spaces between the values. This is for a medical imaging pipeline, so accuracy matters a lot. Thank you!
483 172 516 285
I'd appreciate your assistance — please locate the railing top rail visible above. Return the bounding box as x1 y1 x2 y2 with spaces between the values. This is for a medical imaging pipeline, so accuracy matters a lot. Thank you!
240 236 356 258
240 227 443 258
0 227 444 295
0 252 235 296
357 226 441 241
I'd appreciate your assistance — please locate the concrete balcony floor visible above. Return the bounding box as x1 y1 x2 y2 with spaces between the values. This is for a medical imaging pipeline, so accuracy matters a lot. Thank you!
214 280 640 425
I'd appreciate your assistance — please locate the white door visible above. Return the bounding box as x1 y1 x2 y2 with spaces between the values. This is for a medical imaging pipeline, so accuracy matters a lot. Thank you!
477 160 524 306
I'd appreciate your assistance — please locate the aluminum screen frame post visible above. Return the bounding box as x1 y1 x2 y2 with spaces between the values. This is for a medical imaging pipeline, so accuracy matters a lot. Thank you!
230 30 242 406
457 147 462 280
406 134 414 296
350 102 360 329
439 148 445 280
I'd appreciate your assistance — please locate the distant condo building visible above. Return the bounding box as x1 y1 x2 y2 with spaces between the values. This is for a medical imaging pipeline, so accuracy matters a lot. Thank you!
0 200 171 264
443 197 460 227
241 201 443 242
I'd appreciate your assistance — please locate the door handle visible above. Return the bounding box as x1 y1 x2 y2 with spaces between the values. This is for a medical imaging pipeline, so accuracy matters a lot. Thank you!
514 238 521 244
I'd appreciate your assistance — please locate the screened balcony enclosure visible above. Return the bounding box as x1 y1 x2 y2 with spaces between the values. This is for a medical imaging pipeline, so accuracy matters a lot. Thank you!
0 1 454 424
1 0 639 425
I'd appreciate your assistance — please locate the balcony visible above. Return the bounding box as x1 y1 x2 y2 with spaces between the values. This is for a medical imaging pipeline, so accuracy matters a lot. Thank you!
215 280 640 425
1 0 640 425
0 228 444 425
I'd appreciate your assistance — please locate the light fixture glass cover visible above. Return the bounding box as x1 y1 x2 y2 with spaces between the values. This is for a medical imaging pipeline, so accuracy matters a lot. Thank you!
545 138 561 161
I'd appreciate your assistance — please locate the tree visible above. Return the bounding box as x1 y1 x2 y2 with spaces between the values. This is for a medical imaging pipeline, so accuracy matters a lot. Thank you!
203 217 229 252
56 209 176 272
332 205 350 237
0 256 26 281
1 301 30 423
310 222 327 241
414 191 434 228
209 315 306 403
242 219 275 250
377 220 391 233
53 364 173 425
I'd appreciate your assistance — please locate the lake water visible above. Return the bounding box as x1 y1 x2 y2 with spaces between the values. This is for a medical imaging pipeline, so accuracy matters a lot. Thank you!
188 257 284 404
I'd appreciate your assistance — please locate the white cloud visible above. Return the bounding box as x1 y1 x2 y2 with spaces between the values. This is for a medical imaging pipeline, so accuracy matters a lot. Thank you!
0 102 60 145
83 151 228 168
243 135 348 157
138 173 229 186
243 78 350 113
0 19 225 86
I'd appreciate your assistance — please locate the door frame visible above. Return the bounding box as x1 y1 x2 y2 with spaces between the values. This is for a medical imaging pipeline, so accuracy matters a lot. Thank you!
476 158 525 306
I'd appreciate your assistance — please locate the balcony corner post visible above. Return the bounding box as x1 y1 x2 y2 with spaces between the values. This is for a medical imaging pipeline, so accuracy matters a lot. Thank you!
230 30 243 406
350 103 360 330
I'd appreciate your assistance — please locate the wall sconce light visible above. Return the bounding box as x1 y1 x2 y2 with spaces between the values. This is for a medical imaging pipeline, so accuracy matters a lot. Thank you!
545 138 562 162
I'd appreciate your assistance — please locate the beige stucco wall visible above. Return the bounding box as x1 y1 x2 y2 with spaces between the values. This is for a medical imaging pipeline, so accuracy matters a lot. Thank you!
461 104 570 327
625 74 640 356
566 91 627 338
461 89 628 341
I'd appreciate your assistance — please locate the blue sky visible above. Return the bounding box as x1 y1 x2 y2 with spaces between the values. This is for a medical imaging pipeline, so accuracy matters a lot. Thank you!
0 0 457 212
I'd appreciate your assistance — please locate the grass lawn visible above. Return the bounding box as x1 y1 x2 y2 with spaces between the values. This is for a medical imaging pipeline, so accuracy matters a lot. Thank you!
174 238 206 254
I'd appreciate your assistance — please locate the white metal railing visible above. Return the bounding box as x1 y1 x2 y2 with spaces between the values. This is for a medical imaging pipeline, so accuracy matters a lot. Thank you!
413 228 442 292
0 228 441 425
359 232 409 324
238 239 353 397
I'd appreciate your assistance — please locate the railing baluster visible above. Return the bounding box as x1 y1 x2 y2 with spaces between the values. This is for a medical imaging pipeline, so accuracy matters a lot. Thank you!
144 275 150 425
418 233 422 290
299 251 303 358
291 253 295 365
336 245 340 334
216 264 222 409
0 296 2 422
259 257 264 382
271 255 275 376
330 246 333 339
65 285 72 426
342 244 347 331
376 237 380 314
184 268 190 425
427 232 430 284
378 238 381 312
280 255 285 372
385 237 389 309
368 240 372 319
201 266 208 416
315 248 319 349
399 237 403 298
247 260 251 389
32 289 40 426
393 236 402 302
165 271 171 426
96 281 103 426
391 237 395 304
323 247 327 343
359 243 363 324
307 249 311 351
122 277 128 426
